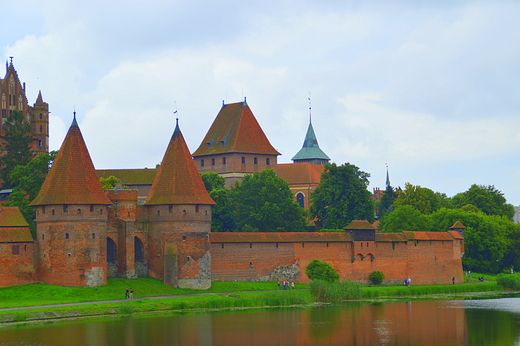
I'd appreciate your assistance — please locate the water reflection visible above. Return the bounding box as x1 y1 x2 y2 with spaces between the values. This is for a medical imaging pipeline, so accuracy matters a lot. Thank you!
1 298 520 346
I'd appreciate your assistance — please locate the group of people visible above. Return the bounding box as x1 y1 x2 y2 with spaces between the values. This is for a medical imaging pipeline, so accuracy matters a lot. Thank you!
278 280 295 290
125 288 134 299
404 278 412 286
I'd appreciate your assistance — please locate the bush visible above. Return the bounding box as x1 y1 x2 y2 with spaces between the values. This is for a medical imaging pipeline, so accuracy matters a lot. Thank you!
117 305 134 315
309 280 361 302
497 273 520 290
369 271 385 285
306 259 339 282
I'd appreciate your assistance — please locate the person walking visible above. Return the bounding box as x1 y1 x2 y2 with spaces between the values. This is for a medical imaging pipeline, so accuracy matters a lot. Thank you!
125 288 129 299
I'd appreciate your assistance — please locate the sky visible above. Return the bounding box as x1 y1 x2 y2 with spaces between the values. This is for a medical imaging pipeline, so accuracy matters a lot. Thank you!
2 0 520 205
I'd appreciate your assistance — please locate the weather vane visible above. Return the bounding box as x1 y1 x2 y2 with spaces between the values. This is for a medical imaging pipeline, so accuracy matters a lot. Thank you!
308 91 312 122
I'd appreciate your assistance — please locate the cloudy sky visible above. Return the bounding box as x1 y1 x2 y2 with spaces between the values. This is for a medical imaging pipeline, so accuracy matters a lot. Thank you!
2 0 519 205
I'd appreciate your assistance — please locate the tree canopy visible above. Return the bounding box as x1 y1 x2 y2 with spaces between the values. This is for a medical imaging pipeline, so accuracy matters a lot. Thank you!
99 176 128 190
379 205 432 232
200 171 226 192
393 182 442 214
0 110 35 188
310 163 374 229
452 184 514 220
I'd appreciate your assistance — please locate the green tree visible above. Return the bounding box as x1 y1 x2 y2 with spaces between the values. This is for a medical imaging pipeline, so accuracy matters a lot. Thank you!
0 110 35 188
310 163 374 229
99 176 128 190
379 205 432 232
378 184 398 220
228 169 307 232
305 259 339 282
209 187 234 232
394 182 442 214
5 151 57 237
452 184 514 220
200 171 225 192
369 271 385 285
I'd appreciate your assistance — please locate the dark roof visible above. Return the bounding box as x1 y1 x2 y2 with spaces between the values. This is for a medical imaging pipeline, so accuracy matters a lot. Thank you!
344 220 376 230
210 232 353 243
192 101 280 157
97 168 157 185
450 221 466 229
292 121 330 161
402 231 455 241
146 122 215 205
30 117 112 206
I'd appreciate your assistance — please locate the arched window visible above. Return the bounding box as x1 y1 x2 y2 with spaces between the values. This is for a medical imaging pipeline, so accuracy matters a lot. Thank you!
296 192 305 208
135 237 144 262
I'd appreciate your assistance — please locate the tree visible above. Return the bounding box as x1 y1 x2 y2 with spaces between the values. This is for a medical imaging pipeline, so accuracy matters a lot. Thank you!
200 171 225 192
99 176 128 190
379 205 432 232
393 182 441 214
378 184 398 220
310 163 374 229
0 110 35 188
305 259 339 282
209 187 234 232
228 169 307 232
369 271 385 285
5 151 57 237
452 184 514 220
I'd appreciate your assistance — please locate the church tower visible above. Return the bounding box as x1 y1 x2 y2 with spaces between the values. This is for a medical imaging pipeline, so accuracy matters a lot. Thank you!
291 117 330 165
30 114 112 287
193 99 280 188
146 120 215 289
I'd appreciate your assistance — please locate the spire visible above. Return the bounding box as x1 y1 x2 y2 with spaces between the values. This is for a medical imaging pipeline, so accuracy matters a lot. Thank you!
146 121 215 205
30 113 111 206
35 90 44 104
385 164 390 188
291 117 330 164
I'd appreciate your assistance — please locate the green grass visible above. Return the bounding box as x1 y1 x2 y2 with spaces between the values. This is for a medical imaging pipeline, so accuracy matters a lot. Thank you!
360 282 500 298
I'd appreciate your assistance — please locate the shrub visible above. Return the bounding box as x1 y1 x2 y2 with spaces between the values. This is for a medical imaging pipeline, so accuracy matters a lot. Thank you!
497 273 520 290
117 305 134 315
306 259 339 282
309 280 361 302
369 271 385 285
13 314 27 322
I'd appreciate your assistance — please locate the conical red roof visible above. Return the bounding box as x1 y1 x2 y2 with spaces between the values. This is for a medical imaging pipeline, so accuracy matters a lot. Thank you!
192 101 280 156
146 121 215 205
30 116 112 206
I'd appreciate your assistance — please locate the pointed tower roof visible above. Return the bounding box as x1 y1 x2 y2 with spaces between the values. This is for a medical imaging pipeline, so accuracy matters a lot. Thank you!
30 114 112 206
35 90 44 104
292 120 330 162
192 100 280 157
146 120 215 205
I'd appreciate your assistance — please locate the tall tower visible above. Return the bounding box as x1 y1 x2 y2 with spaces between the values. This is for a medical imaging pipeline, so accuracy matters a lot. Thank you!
146 120 215 289
291 118 330 165
30 114 112 287
0 60 49 156
193 99 280 188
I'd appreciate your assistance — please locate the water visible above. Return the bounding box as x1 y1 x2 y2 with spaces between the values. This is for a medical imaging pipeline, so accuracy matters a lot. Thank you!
1 298 520 345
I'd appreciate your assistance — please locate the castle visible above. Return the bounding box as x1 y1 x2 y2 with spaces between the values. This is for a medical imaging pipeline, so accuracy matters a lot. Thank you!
0 67 465 288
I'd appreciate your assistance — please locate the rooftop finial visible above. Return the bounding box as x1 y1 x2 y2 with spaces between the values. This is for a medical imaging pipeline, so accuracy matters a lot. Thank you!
244 96 247 105
71 107 78 127
9 57 13 65
308 91 312 123
385 162 390 188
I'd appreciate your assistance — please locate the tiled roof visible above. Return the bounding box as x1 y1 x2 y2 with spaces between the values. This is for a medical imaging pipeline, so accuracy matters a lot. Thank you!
292 121 330 161
375 233 407 242
0 207 29 227
146 122 215 205
30 117 112 206
450 221 466 229
344 220 376 230
210 232 353 243
97 168 157 185
192 101 280 157
402 231 454 241
448 231 464 240
0 227 33 242
277 163 324 184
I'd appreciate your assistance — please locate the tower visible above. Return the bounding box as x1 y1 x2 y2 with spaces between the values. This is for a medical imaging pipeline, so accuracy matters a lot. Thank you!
30 114 112 287
193 99 280 188
146 120 215 289
291 118 330 165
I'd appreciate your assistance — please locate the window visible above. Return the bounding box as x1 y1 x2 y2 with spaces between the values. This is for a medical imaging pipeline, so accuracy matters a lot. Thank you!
241 156 245 164
195 205 200 213
63 205 68 213
211 158 215 166
40 125 43 133
254 157 258 165
266 158 270 166
90 205 94 212
169 205 173 213
201 159 205 168
92 233 96 239
39 113 43 120
42 206 45 214
42 234 45 240
296 193 305 208
12 245 20 255
157 210 161 216
65 233 69 239
222 157 226 165
77 209 81 214
100 209 103 215
1 109 5 118
52 209 55 215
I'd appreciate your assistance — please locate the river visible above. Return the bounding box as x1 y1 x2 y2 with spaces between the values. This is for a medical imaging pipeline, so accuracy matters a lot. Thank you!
1 297 520 345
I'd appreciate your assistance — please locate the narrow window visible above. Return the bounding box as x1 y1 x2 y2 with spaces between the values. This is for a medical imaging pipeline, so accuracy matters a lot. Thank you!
24 245 27 251
201 159 205 168
52 209 55 215
276 243 278 248
222 157 226 165
63 205 68 213
100 209 103 215
40 125 43 132
157 210 161 216
42 234 45 240
195 205 200 213
42 206 46 214
296 193 305 208
254 157 258 165
241 156 245 164
40 113 43 120
169 205 173 214
92 233 96 239
65 233 69 239
77 208 81 214
266 158 270 166
250 243 252 248
90 205 94 212
211 158 215 166
221 243 224 249
183 210 186 215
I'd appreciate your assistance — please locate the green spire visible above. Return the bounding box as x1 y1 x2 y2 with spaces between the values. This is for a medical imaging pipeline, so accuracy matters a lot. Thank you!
292 120 330 163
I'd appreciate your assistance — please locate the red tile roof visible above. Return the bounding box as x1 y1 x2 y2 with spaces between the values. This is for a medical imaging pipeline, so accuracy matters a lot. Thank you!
375 233 407 242
344 220 376 230
146 122 215 205
450 221 466 229
210 232 353 243
277 163 324 184
0 207 32 243
30 117 112 206
448 231 464 240
192 101 280 157
402 231 455 241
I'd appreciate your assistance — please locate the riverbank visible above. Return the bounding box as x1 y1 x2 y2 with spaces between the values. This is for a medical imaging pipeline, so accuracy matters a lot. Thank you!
0 278 507 326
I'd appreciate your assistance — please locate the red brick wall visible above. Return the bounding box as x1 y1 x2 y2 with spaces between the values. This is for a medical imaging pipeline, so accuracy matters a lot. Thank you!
0 242 35 287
